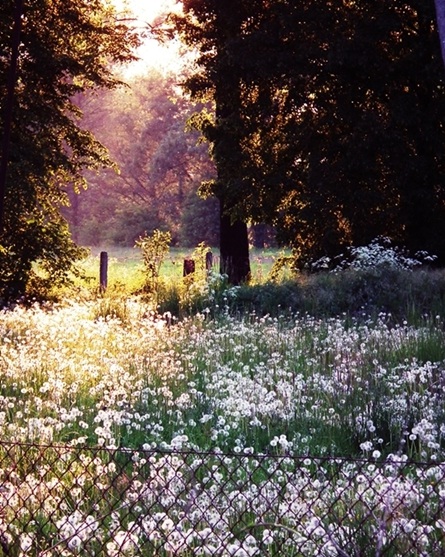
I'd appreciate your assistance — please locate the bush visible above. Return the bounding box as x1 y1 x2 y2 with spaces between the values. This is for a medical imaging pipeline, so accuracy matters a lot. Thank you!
135 229 171 301
0 214 87 304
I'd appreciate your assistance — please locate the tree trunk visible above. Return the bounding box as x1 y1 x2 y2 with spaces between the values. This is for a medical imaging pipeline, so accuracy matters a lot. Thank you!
214 0 251 285
220 210 250 285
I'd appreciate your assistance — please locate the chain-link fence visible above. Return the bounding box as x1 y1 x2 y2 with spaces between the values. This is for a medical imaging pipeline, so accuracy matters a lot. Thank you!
0 441 443 556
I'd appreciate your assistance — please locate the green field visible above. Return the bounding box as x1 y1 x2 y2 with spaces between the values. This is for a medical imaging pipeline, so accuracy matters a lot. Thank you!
75 246 290 292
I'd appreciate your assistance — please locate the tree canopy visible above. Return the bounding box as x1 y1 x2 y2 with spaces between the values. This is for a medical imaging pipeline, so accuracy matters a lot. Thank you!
0 0 138 300
172 0 445 270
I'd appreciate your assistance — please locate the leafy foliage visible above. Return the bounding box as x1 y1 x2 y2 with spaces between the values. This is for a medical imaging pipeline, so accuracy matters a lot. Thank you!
64 72 216 247
135 229 172 297
171 0 445 268
0 0 139 301
178 190 220 247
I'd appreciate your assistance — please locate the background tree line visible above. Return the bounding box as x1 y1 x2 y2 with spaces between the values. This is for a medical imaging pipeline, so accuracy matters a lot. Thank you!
63 71 220 249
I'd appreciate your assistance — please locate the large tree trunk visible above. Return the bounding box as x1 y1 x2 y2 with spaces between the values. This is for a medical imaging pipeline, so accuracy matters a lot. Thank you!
220 208 250 285
214 0 251 285
435 0 445 67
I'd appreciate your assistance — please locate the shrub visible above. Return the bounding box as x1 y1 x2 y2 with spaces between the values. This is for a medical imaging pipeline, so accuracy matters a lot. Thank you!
135 229 171 301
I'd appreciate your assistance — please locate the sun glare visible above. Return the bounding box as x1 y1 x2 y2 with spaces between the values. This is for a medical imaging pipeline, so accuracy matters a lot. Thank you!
112 0 183 76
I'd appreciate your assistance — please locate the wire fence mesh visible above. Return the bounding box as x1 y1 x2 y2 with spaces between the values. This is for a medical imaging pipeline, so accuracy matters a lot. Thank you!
0 441 443 556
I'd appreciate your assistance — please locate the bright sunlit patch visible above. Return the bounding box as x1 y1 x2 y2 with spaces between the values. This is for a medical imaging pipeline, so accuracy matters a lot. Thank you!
111 0 184 75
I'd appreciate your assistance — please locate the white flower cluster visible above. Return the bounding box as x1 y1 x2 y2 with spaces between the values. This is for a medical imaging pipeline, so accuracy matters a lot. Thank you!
0 448 441 555
311 237 437 272
0 300 443 554
0 303 444 459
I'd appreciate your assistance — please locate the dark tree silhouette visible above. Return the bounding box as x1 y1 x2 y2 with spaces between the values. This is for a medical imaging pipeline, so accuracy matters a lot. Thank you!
172 0 445 267
172 0 251 284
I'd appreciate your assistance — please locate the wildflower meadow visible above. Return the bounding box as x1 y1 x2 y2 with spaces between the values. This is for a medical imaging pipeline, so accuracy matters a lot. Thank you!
1 239 445 555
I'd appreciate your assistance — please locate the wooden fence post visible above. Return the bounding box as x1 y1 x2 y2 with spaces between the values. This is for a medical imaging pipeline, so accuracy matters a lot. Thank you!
100 251 108 292
183 259 195 277
206 251 213 272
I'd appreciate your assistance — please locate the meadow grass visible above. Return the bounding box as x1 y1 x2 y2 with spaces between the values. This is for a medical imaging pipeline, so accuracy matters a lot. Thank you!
2 255 445 555
1 295 444 458
74 246 289 293
34 247 445 458
69 245 445 320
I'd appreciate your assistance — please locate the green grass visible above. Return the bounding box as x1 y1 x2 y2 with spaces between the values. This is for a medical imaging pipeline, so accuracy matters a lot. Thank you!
68 248 445 325
73 246 290 293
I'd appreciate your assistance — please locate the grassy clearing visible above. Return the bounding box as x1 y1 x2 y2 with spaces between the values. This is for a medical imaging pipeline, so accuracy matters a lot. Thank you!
73 246 290 293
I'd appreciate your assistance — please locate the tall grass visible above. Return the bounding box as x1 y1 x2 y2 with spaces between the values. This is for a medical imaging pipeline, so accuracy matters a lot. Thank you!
69 244 445 318
1 297 444 460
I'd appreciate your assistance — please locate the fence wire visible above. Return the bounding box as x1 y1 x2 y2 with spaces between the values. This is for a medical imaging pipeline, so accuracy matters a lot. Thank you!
0 441 443 556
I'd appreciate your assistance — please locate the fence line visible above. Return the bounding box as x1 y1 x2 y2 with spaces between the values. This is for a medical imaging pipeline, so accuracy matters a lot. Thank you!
0 440 443 556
